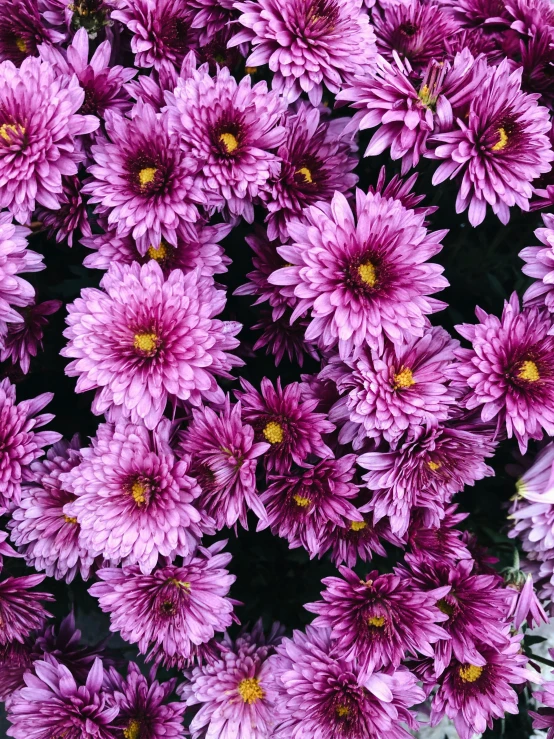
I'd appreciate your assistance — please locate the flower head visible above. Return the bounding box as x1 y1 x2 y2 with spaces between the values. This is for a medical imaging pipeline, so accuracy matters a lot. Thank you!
325 510 401 568
269 190 448 358
0 574 53 645
62 261 242 429
0 0 63 65
1 300 61 375
0 213 43 328
252 310 319 367
521 213 554 313
35 175 91 248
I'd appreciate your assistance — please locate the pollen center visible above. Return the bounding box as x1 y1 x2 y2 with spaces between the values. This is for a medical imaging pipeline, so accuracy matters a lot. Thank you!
293 494 311 508
350 520 367 532
393 367 415 389
492 127 508 151
358 261 377 287
219 132 238 153
238 677 264 704
458 664 484 683
0 123 24 142
15 37 27 53
427 460 441 471
168 578 191 590
63 514 78 525
123 719 142 739
138 167 157 188
367 615 386 628
437 598 455 616
336 704 350 717
130 480 148 506
133 332 158 355
262 421 284 444
518 360 540 382
147 242 168 262
296 166 313 184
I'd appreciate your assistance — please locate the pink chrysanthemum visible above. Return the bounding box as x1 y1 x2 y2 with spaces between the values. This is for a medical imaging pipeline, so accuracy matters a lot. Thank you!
178 398 269 531
0 56 98 224
0 213 43 329
454 292 554 453
62 261 242 429
325 510 401 568
83 101 203 254
521 213 554 312
187 0 237 46
367 166 438 221
89 541 238 668
406 505 471 567
269 190 448 358
0 0 63 65
236 377 334 473
1 300 61 374
166 65 285 222
35 175 91 248
0 379 61 512
62 419 211 574
9 436 95 582
252 310 319 367
229 0 377 106
432 60 554 226
0 574 53 645
322 326 459 448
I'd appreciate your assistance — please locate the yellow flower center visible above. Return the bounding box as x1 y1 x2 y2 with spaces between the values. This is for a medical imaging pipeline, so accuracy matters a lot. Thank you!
518 360 540 382
437 598 455 616
130 480 148 507
393 367 415 389
367 615 386 628
262 421 284 444
427 460 441 471
245 66 257 74
492 127 508 151
167 578 191 591
293 494 311 508
63 515 78 525
123 719 142 739
458 664 484 683
358 261 377 287
0 123 24 142
133 332 158 355
238 677 264 704
336 704 350 717
350 520 367 532
138 167 157 188
147 242 168 262
15 37 27 53
296 166 313 184
219 132 238 153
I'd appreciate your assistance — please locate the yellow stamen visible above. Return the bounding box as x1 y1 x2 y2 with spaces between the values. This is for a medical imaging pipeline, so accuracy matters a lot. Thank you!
63 515 78 525
492 127 508 151
15 38 27 53
427 460 441 471
219 132 238 153
133 332 158 355
393 367 415 389
245 66 257 74
296 166 313 184
458 664 484 683
518 360 540 382
336 705 350 717
367 615 386 628
262 421 284 444
350 520 367 532
138 167 157 188
168 578 191 590
130 480 148 506
238 677 264 704
147 242 168 262
0 123 24 142
358 261 377 287
293 494 311 508
123 719 142 739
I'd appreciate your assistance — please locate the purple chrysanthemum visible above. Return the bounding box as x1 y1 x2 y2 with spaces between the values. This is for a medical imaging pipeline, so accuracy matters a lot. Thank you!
83 101 203 253
509 494 554 562
521 213 554 312
269 190 448 358
8 435 95 582
187 0 237 46
306 566 448 679
358 418 496 536
179 622 282 738
0 0 63 65
35 175 91 248
166 65 285 222
252 310 319 367
178 398 269 531
236 377 334 473
1 300 61 374
262 104 358 241
0 56 98 223
0 213 43 329
406 505 471 567
432 60 554 226
89 541 238 668
0 574 53 645
325 509 401 568
367 166 438 221
269 625 425 738
6 657 118 739
229 0 377 106
258 456 362 557
454 292 554 452
62 261 242 429
322 326 459 448
62 418 211 574
0 379 61 512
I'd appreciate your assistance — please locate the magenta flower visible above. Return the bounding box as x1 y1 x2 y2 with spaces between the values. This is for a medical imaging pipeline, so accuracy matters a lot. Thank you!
62 418 211 574
532 666 554 738
62 261 242 429
322 326 459 448
0 0 63 65
0 641 33 702
187 0 237 46
432 60 554 226
270 625 425 738
406 505 472 567
455 293 554 452
514 442 554 503
6 657 119 739
306 566 449 679
0 574 53 645
0 56 98 224
35 175 91 248
367 166 438 220
229 0 377 106
0 530 18 572
521 213 554 312
0 213 43 328
258 456 362 557
269 190 448 358
83 101 203 254
178 398 269 531
9 435 95 582
0 380 61 512
166 65 285 222
89 541 238 668
1 300 61 375
237 377 334 473
252 310 319 367
325 510 401 568
262 104 358 241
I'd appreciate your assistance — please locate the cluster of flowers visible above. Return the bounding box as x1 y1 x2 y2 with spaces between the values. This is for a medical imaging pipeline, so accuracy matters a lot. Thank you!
1 0 554 736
